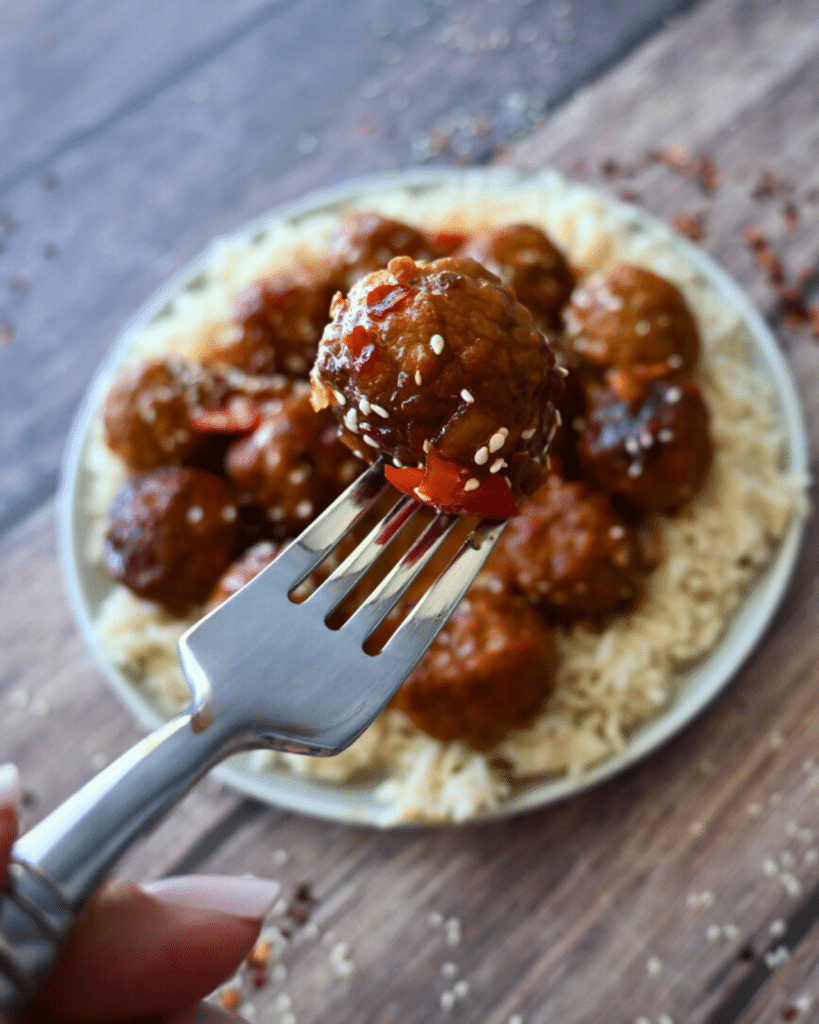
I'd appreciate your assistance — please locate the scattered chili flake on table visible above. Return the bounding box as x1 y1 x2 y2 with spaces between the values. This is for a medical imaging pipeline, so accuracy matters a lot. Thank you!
671 213 706 242
696 153 719 193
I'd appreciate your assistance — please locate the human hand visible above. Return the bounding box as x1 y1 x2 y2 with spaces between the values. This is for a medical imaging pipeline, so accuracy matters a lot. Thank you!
0 764 279 1023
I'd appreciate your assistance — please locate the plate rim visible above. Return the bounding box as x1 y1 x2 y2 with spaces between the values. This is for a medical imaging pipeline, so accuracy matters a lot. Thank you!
57 166 810 828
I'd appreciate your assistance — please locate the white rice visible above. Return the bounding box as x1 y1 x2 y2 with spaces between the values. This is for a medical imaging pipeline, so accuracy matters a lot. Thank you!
86 169 809 824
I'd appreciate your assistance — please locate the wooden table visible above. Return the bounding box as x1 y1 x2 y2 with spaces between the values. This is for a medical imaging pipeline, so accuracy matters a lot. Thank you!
2 0 818 1020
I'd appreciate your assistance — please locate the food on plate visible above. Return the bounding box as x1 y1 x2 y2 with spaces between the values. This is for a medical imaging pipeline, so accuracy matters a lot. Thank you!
224 382 363 538
564 263 700 373
105 466 242 616
391 588 559 749
578 376 713 513
84 173 806 823
311 255 563 517
494 475 643 619
464 222 576 331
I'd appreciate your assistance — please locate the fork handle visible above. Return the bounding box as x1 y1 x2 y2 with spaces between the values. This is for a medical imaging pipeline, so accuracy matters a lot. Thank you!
0 709 242 1021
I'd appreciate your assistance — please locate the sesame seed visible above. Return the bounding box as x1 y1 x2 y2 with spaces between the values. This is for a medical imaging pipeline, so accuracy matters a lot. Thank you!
461 389 475 403
557 365 569 376
667 353 683 368
295 500 314 520
625 437 641 456
639 432 653 448
665 386 682 403
423 439 431 453
345 408 359 434
627 462 643 478
489 458 506 473
770 919 786 936
273 848 289 865
608 525 626 539
464 478 480 492
489 431 506 453
646 956 662 975
706 925 722 942
762 859 778 876
221 505 237 522
186 505 204 524
764 945 790 969
508 1016 523 1024
430 333 445 354
657 428 675 443
415 370 422 385
521 427 536 439
440 991 456 1010
747 803 763 817
441 962 458 978
453 980 469 999
363 434 380 448
475 446 489 465
371 403 389 418
635 319 650 336
333 389 347 406
359 397 372 415
288 465 312 485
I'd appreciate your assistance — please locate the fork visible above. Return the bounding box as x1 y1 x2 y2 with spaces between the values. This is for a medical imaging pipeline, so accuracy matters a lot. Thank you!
0 457 504 1020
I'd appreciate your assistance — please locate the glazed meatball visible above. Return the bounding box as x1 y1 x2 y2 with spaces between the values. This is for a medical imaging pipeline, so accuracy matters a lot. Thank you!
104 356 222 473
564 264 700 373
464 223 575 330
209 271 335 378
391 587 559 749
496 474 643 619
325 212 437 292
578 376 713 514
105 467 242 616
226 384 364 538
311 255 563 519
205 540 281 612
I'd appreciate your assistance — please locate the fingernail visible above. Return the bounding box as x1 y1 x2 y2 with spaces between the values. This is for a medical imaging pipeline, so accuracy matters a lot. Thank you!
142 874 280 920
165 1003 247 1024
0 765 20 810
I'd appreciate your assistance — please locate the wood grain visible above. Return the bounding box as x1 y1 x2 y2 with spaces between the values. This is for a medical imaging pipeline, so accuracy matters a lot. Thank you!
0 0 693 528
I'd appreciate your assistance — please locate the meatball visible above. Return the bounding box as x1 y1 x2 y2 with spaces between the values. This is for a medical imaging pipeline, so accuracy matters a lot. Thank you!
496 475 643 619
391 587 559 749
311 255 563 519
225 383 365 538
464 223 575 330
105 467 242 616
578 376 713 513
325 212 437 292
209 271 335 378
103 356 222 473
564 264 700 373
205 540 281 612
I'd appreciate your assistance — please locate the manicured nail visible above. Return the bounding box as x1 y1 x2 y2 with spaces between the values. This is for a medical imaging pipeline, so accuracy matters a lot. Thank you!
0 765 20 810
165 1003 247 1024
142 874 280 920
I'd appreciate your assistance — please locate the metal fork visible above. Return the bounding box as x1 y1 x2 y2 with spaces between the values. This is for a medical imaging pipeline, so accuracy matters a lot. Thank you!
0 458 504 1020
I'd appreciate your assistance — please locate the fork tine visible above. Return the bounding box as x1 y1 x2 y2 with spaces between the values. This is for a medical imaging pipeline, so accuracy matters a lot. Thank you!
304 493 422 618
279 457 389 589
380 519 506 668
342 509 458 642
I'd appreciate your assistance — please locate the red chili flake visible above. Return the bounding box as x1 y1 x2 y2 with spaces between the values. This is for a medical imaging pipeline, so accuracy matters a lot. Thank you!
386 446 518 519
755 247 785 284
600 158 620 179
42 242 58 259
9 275 29 295
783 201 799 230
744 226 766 250
647 145 690 173
781 1008 798 1022
797 266 815 286
366 282 414 318
671 213 705 242
252 966 270 988
752 171 778 199
0 324 13 346
344 324 381 375
696 154 719 193
808 307 819 338
219 986 241 1010
246 940 271 968
618 189 640 204
288 902 309 924
0 212 17 234
191 398 261 434
40 171 59 190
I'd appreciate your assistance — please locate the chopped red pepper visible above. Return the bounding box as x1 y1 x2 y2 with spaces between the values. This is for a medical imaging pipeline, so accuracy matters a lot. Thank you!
191 398 261 434
365 283 415 319
345 324 380 375
430 230 468 256
385 446 518 520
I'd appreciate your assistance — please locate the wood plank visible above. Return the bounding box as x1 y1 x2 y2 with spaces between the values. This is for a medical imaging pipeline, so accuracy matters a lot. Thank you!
0 504 243 880
0 0 278 185
0 0 694 527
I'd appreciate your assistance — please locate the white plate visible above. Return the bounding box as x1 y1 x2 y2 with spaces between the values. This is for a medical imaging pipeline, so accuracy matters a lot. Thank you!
57 168 809 827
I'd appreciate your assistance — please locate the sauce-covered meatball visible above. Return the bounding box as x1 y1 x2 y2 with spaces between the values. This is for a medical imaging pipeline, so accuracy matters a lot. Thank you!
578 376 713 513
209 272 335 378
225 383 364 538
391 587 559 749
205 540 281 612
105 467 242 615
325 212 437 293
464 223 575 330
311 255 563 519
564 264 700 374
496 475 643 619
104 356 222 473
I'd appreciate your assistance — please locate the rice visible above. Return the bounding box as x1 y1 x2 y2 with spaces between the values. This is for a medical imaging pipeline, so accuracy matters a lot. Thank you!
87 169 809 823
